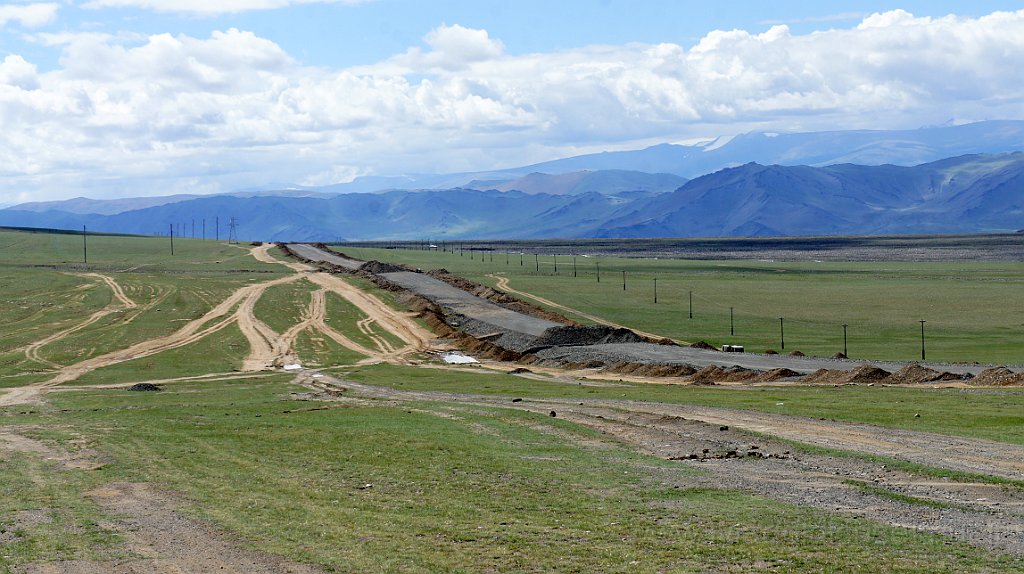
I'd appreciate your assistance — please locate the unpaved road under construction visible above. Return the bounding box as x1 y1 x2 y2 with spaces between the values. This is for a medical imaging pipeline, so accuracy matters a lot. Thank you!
288 244 1011 377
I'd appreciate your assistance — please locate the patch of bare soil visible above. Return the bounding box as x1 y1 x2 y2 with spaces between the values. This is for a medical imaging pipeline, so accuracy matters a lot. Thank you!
0 426 324 573
0 427 107 471
14 483 325 574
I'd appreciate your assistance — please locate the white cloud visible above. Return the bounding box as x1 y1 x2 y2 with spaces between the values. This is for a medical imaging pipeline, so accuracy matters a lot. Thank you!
81 0 370 17
2 9 1024 204
0 3 59 28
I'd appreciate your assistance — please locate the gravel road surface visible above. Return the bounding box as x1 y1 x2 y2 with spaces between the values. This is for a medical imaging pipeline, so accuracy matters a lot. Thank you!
289 243 363 270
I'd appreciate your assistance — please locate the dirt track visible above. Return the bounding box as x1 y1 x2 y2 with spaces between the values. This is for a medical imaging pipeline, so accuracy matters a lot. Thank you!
22 273 139 369
0 245 437 407
1 428 324 574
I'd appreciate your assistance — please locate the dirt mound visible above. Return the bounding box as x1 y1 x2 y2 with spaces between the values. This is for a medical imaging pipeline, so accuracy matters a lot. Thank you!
970 367 1024 386
127 383 162 392
788 350 805 357
832 352 848 359
508 368 532 375
690 365 759 384
802 365 891 385
755 368 802 382
608 363 697 377
690 341 717 351
359 260 411 274
530 325 646 349
764 349 778 355
885 363 966 385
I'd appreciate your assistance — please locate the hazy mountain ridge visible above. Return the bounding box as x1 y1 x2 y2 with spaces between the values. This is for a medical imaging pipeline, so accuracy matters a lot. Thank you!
2 153 1021 241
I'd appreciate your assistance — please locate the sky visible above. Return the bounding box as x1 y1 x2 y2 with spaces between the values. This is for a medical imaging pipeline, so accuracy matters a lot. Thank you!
1 1 1023 205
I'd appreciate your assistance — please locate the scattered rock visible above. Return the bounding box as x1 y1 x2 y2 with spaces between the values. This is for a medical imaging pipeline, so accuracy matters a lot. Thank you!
549 411 557 418
511 398 523 403
127 383 162 392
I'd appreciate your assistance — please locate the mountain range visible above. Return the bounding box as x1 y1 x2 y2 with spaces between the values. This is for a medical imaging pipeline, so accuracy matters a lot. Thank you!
3 121 1024 240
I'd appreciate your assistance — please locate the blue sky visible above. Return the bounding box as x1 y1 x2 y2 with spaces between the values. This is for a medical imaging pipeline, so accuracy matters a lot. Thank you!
1 1 1023 203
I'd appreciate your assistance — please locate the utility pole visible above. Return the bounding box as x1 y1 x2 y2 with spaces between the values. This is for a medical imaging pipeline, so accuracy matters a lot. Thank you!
202 218 206 240
779 317 785 350
688 290 693 319
228 216 238 244
596 261 600 283
535 254 539 272
653 278 657 304
730 307 734 336
191 219 195 239
553 254 557 274
622 270 626 291
216 216 219 241
573 256 577 278
919 320 927 361
82 225 87 264
169 224 174 255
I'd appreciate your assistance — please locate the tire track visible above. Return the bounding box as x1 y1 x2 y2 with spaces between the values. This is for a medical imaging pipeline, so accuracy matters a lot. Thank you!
22 273 137 369
1 272 301 407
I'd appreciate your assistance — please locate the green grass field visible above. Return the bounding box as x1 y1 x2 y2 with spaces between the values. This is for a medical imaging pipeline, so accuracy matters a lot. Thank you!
3 228 1024 572
337 246 1024 364
3 376 1022 573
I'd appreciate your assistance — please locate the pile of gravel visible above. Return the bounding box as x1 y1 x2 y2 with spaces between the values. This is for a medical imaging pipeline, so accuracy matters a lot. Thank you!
527 325 645 350
359 260 411 274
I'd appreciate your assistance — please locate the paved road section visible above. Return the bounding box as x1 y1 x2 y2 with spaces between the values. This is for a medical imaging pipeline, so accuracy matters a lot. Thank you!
291 244 1009 375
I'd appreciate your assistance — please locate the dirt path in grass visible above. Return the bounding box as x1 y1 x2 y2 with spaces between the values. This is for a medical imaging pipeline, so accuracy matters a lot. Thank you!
0 429 325 574
0 272 303 407
252 243 438 363
296 372 1024 555
22 273 138 369
489 274 682 343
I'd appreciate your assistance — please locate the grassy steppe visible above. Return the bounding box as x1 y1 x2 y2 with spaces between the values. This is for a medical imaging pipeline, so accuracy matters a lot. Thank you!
342 364 1024 446
0 229 286 380
3 377 1022 573
3 229 1024 571
338 246 1024 364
